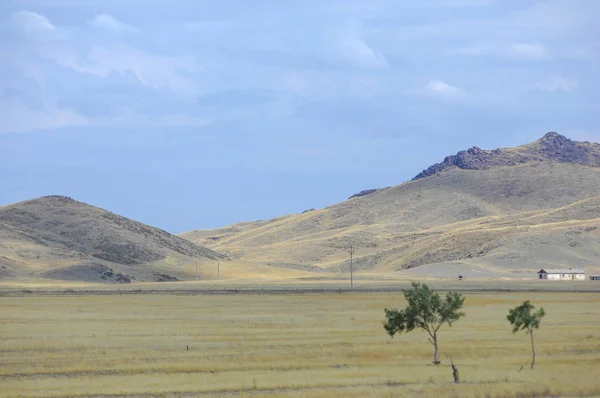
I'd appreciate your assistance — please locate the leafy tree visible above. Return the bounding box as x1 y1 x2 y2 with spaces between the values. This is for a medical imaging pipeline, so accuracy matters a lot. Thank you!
507 300 546 369
383 282 465 364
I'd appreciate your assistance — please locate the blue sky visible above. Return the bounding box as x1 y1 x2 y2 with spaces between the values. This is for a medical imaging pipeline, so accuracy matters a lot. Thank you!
0 0 598 232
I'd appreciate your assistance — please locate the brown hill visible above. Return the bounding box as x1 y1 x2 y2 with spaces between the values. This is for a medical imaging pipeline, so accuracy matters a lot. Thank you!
181 133 600 278
0 195 225 283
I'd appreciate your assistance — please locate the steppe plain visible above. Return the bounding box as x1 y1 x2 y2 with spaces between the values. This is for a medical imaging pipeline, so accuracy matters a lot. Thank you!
2 133 600 397
2 280 600 398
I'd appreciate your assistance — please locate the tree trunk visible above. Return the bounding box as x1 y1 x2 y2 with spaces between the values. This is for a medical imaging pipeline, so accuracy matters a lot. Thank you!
433 333 440 365
450 358 459 383
529 329 536 370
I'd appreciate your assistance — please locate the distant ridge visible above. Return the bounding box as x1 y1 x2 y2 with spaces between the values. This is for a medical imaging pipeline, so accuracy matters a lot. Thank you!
413 132 600 180
181 132 600 277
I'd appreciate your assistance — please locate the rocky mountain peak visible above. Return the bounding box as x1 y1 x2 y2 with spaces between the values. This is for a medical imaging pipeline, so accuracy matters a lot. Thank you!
413 132 600 180
540 131 565 141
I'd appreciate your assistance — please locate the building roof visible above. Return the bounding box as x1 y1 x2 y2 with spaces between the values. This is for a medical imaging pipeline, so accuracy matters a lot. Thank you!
538 268 585 274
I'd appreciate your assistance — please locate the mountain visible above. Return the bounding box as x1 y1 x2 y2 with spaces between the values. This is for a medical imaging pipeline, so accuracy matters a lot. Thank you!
413 132 600 180
0 195 225 283
181 133 600 278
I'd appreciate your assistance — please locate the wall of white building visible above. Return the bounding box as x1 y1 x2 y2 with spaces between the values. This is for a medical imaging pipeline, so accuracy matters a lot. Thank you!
541 273 585 280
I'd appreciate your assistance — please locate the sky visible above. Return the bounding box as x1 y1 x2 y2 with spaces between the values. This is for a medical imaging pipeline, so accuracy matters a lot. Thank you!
0 0 598 233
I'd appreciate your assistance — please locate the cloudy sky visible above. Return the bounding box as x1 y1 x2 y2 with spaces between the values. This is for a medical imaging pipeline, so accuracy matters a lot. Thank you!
0 0 598 232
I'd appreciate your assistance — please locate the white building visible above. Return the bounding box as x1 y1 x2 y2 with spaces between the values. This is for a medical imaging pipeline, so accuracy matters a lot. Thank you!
537 268 585 280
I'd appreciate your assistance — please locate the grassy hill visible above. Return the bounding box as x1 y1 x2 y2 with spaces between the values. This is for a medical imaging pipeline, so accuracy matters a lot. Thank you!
0 195 230 283
181 133 600 278
0 196 319 283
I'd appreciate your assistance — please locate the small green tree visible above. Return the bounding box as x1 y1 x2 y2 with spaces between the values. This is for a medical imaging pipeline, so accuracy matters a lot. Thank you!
383 282 465 364
507 300 546 370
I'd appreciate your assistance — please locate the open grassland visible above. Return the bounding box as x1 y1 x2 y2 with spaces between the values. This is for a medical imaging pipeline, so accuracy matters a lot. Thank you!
1 291 600 397
2 279 600 295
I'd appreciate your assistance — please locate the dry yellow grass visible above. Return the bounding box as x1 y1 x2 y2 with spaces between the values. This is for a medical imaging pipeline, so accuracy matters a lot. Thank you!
2 291 600 397
180 163 600 278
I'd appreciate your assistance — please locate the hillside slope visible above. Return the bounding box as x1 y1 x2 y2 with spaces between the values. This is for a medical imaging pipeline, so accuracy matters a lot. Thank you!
181 133 600 277
0 195 227 282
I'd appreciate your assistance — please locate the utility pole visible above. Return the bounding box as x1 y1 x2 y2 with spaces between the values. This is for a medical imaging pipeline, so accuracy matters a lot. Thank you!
195 261 198 281
217 261 220 280
349 245 354 289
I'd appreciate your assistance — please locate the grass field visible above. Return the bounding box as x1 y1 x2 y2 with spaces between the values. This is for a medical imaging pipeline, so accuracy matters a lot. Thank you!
2 290 600 397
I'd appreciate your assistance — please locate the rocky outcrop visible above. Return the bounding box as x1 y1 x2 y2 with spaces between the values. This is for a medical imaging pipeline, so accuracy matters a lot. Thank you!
413 132 600 180
412 146 519 179
153 272 179 282
536 132 599 164
348 189 379 199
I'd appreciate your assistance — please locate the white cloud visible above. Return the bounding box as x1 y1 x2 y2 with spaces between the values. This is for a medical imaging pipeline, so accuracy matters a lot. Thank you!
297 21 391 70
536 75 577 92
337 37 389 68
510 43 548 59
81 46 196 92
425 80 465 97
3 1 598 139
40 44 194 92
10 10 56 35
5 10 193 93
0 8 203 135
0 98 88 134
89 13 136 33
